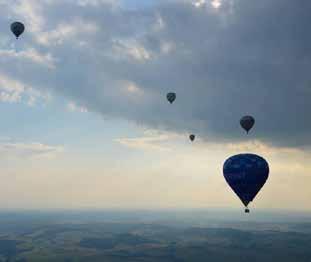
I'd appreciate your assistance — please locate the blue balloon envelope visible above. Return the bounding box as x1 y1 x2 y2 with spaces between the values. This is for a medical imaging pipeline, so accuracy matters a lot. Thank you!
223 154 269 211
166 92 176 104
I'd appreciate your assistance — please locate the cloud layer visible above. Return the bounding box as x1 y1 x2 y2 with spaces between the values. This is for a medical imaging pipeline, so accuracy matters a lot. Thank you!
1 0 310 147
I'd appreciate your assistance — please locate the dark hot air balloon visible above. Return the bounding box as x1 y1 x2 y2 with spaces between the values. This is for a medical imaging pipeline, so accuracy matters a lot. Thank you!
240 115 255 134
223 154 269 213
11 22 25 39
189 134 195 142
166 92 176 104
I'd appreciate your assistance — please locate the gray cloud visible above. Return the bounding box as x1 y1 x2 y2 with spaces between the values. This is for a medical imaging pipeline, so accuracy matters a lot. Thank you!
0 0 310 147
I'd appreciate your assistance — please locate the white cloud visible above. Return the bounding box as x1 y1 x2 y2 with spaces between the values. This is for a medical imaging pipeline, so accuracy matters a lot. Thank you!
0 74 24 103
10 0 45 33
0 91 21 103
126 82 141 94
111 38 152 62
193 0 206 8
37 20 99 46
153 13 166 32
0 48 56 68
116 136 170 151
221 140 302 156
120 81 145 99
76 0 119 7
67 101 88 113
211 0 222 9
0 73 51 105
0 74 24 90
115 130 184 151
160 41 176 55
0 140 64 158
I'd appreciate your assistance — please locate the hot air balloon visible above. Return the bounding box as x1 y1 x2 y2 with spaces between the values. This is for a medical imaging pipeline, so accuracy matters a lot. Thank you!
223 154 269 213
10 22 25 39
240 115 255 134
189 134 195 142
166 92 176 104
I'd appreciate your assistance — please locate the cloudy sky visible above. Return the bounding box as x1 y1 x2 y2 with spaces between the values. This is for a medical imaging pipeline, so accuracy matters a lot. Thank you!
0 0 310 211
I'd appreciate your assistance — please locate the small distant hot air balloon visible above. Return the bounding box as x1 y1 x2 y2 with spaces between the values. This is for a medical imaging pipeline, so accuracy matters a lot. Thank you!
223 154 269 213
189 134 195 142
166 92 176 104
240 115 255 134
11 22 25 39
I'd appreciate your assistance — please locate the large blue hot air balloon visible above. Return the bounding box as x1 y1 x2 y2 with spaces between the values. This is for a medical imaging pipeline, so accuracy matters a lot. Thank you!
223 154 269 213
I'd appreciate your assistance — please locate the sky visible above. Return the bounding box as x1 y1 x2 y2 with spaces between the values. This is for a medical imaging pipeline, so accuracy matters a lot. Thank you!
0 0 310 211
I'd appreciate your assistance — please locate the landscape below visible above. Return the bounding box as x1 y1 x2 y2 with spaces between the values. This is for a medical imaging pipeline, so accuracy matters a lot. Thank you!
0 210 310 261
